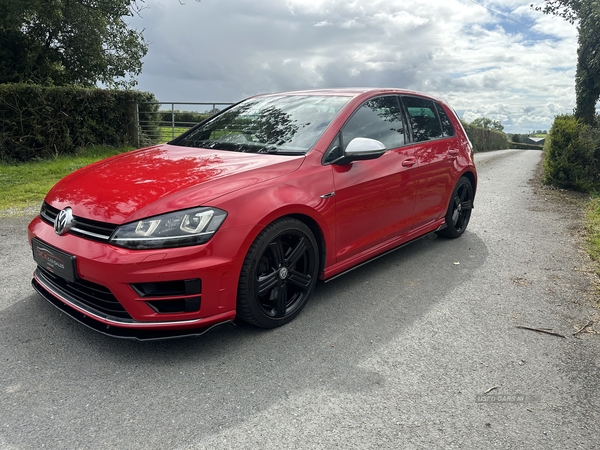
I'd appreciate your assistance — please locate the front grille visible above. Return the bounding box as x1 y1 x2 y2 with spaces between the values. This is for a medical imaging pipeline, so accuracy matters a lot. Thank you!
40 202 118 242
36 266 131 320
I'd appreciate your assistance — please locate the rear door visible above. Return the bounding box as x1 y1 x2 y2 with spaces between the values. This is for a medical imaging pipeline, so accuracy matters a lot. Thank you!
401 96 456 229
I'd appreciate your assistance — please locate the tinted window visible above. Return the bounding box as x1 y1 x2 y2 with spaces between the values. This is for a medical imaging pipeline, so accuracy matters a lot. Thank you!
436 103 455 137
341 96 406 150
403 97 443 142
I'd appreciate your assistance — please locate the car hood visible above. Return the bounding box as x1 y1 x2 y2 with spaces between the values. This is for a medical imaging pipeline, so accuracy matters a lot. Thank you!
45 144 305 223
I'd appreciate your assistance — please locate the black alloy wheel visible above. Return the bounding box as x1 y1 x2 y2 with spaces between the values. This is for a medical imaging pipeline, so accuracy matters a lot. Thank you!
237 218 319 328
437 176 474 239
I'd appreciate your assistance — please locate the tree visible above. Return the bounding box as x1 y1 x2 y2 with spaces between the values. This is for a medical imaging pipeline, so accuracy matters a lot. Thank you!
470 117 505 132
533 1 600 125
0 0 147 88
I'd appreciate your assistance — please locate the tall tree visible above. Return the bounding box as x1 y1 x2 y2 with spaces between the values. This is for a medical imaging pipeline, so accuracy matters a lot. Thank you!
0 0 147 88
533 1 600 125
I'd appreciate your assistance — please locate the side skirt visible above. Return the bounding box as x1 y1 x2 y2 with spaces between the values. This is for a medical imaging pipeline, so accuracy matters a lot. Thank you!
323 220 446 282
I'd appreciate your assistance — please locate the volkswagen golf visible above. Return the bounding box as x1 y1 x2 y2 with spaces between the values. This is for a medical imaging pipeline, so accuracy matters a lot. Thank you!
29 88 477 339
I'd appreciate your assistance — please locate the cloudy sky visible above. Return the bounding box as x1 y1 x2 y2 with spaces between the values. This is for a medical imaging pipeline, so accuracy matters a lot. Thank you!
128 0 579 133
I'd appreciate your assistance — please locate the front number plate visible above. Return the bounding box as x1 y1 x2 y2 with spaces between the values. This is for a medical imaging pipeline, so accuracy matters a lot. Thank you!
32 238 77 283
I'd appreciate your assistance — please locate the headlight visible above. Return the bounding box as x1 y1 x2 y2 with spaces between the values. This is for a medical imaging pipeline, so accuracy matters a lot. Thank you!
109 207 227 249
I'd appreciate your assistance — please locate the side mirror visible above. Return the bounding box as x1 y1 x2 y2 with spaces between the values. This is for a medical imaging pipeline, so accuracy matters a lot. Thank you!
332 137 386 165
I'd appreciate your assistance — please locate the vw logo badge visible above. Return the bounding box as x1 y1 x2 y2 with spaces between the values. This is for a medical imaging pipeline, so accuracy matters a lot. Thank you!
279 267 289 280
54 207 74 235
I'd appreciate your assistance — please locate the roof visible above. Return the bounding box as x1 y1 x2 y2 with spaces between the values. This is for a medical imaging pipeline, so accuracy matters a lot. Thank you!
253 87 445 103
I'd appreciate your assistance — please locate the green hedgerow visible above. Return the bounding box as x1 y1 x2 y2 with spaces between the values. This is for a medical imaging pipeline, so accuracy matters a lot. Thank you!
544 114 600 192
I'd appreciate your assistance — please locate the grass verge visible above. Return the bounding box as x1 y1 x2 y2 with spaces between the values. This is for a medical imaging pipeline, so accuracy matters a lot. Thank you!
586 194 600 265
0 146 132 216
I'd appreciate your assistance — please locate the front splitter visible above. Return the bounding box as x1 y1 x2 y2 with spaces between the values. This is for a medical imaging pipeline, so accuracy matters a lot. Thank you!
32 278 235 341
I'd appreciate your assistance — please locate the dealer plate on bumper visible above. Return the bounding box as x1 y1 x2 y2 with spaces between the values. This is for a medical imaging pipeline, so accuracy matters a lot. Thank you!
32 238 77 283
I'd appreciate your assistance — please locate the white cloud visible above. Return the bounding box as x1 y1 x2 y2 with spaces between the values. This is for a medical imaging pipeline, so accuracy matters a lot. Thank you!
128 0 580 133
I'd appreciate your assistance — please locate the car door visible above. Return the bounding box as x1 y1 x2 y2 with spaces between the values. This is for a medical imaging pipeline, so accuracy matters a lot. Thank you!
401 96 456 229
326 95 419 262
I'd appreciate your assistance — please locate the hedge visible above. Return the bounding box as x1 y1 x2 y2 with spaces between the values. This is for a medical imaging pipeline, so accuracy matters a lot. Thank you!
461 122 509 151
508 141 543 150
0 84 157 162
544 114 600 192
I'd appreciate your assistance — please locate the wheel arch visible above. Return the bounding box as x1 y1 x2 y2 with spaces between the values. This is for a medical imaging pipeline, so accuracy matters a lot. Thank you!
231 205 331 282
461 170 477 196
287 213 327 277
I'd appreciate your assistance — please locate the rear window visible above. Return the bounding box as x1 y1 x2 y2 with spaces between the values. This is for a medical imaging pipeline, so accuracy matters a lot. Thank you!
403 97 443 142
436 103 455 137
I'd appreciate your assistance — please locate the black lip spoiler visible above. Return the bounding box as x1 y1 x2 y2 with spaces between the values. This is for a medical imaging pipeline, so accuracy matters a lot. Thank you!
32 278 235 341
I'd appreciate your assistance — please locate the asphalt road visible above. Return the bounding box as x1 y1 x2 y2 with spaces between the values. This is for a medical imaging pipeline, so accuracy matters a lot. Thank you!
1 149 599 449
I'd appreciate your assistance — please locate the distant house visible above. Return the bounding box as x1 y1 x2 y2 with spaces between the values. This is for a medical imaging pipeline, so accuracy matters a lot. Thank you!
524 137 545 146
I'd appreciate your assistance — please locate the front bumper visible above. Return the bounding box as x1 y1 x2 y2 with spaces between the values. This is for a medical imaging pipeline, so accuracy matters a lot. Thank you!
28 216 252 338
33 273 235 340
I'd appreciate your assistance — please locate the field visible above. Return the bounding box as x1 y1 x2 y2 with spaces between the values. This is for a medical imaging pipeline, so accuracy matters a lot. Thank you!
156 126 191 142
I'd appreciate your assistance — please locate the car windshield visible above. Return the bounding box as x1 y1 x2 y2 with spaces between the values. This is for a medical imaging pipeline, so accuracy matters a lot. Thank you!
171 95 351 155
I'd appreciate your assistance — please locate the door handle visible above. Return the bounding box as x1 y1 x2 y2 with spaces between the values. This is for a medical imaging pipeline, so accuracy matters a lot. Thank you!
448 149 459 157
402 158 416 167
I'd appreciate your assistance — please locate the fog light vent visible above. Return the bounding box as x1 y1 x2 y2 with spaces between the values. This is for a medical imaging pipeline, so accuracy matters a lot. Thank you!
132 278 201 297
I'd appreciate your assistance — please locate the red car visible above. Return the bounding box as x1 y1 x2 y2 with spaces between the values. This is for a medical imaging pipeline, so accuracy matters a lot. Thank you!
28 88 477 339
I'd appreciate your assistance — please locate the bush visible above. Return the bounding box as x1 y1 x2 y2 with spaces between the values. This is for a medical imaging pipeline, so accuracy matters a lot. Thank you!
0 84 157 162
461 122 509 151
543 114 600 192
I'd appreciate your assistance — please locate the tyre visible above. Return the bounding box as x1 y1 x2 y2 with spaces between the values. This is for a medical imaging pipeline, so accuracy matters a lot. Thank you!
237 217 319 328
436 176 474 239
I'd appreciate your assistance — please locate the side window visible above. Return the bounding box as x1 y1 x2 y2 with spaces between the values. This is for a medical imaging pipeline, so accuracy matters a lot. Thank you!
436 103 455 137
403 97 443 142
341 96 406 151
